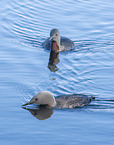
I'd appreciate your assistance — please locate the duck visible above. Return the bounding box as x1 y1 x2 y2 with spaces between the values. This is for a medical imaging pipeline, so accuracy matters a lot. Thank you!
42 29 75 51
22 91 94 109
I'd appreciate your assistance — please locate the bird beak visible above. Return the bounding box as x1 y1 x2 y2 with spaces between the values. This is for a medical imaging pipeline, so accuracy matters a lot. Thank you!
22 102 32 106
49 36 53 41
22 99 34 106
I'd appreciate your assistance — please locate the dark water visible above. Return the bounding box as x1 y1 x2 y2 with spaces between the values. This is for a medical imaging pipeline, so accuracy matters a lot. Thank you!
0 0 114 144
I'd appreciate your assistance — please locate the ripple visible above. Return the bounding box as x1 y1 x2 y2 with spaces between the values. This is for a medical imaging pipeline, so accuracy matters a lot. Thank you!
1 0 114 112
1 0 113 50
87 98 114 112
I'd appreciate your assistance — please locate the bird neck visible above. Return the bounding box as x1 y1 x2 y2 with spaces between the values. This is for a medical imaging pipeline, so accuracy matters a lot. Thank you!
51 41 59 52
48 96 56 108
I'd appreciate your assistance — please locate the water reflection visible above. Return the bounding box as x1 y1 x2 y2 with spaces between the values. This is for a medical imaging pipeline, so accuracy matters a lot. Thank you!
48 50 60 72
23 105 53 120
22 98 114 120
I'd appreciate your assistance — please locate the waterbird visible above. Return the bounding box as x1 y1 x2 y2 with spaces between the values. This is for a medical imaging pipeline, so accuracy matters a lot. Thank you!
42 29 75 51
22 91 94 109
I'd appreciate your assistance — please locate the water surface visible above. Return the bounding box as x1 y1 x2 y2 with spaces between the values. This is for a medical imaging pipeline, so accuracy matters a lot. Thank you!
0 0 114 144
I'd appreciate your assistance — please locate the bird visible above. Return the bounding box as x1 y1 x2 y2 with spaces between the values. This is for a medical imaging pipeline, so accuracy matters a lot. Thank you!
42 29 75 51
22 91 94 109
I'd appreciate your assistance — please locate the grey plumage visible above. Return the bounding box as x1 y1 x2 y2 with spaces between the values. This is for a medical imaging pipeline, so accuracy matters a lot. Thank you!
22 91 94 109
42 29 75 51
56 94 93 109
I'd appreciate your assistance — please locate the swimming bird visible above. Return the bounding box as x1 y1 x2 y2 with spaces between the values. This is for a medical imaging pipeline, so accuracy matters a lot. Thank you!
22 91 94 109
42 29 75 51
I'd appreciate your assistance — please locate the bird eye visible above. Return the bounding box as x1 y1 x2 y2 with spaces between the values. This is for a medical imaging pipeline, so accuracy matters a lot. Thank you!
35 98 38 101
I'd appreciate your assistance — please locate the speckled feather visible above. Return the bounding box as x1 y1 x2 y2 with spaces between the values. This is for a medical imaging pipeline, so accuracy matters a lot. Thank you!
55 94 93 109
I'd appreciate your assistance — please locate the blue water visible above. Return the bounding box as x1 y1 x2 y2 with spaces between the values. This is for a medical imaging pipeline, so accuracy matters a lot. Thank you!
0 0 114 144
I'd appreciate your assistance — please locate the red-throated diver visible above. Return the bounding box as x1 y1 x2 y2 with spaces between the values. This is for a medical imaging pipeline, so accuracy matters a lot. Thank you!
22 91 94 109
42 29 75 51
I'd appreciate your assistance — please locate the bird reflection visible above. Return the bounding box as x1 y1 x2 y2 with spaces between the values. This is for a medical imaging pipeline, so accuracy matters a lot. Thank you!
48 50 60 72
22 105 53 120
48 41 60 72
